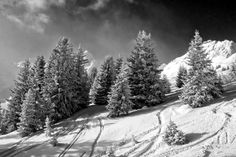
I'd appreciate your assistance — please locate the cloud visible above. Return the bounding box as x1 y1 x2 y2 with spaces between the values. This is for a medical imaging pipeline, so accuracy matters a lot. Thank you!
0 0 52 33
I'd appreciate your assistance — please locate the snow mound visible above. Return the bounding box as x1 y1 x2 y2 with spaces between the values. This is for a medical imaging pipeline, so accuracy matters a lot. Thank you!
162 40 236 86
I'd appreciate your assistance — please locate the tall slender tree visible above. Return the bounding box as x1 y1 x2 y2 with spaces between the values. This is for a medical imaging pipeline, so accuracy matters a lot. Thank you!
127 30 164 109
93 56 115 106
114 57 123 79
42 37 74 121
31 56 46 128
7 60 32 131
18 89 40 137
106 64 133 117
70 47 90 109
179 30 223 108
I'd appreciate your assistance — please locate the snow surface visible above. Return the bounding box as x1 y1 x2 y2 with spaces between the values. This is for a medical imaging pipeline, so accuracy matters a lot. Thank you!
1 83 236 157
161 40 236 87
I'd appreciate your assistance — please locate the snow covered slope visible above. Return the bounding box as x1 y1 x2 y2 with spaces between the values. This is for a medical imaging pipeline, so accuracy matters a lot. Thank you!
1 82 236 157
161 40 236 86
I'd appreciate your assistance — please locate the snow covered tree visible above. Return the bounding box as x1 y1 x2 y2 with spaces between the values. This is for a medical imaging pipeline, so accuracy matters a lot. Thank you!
179 30 223 108
163 120 186 145
106 64 133 118
161 75 171 94
127 30 164 109
69 47 90 109
176 66 187 88
114 57 123 79
7 60 32 131
93 56 115 106
18 89 40 137
31 56 46 128
42 38 91 121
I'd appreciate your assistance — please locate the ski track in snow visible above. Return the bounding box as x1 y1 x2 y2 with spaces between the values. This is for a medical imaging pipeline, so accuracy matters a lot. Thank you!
89 117 104 157
154 112 232 157
58 118 89 157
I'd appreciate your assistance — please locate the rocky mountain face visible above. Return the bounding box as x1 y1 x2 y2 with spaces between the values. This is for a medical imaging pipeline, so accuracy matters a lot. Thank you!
161 40 236 87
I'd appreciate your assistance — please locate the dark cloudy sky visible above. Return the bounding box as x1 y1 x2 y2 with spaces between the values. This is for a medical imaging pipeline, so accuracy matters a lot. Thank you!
0 0 236 99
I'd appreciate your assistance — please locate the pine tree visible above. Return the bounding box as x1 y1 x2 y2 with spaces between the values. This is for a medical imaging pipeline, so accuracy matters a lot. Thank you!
127 30 164 109
70 47 90 109
106 64 133 118
43 37 75 121
32 56 46 128
93 56 115 106
7 60 32 131
114 57 123 79
176 66 187 88
179 30 223 108
18 89 40 137
163 120 186 145
161 75 171 94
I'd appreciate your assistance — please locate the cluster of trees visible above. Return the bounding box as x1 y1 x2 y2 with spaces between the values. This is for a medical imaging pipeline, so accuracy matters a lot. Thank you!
1 38 91 136
0 31 171 136
91 31 170 116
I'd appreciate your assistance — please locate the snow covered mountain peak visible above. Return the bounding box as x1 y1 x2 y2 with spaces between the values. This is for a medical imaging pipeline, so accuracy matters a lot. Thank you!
161 40 236 86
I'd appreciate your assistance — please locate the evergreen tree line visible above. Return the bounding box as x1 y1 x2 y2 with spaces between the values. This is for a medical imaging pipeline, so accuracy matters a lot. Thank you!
1 31 171 135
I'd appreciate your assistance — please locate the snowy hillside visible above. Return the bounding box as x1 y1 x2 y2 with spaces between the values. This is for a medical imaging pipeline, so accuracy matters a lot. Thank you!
161 40 236 86
1 82 236 157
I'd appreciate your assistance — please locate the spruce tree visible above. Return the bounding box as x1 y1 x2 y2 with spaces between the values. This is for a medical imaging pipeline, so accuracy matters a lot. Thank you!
7 60 32 131
114 57 123 79
127 30 164 109
70 47 90 109
161 75 171 94
18 89 40 137
176 66 187 88
163 120 186 145
106 64 133 118
179 30 223 108
45 37 76 120
32 56 46 128
94 56 115 105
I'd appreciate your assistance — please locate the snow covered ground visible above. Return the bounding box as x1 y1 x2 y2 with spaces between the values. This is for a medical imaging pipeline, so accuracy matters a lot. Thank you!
1 82 236 157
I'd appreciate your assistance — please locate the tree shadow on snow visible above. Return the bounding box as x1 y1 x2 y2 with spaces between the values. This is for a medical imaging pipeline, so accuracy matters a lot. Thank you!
186 132 208 143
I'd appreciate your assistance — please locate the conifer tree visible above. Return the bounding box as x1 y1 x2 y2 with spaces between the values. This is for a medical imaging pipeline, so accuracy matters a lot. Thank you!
42 37 74 121
94 56 115 105
161 75 171 94
127 30 164 109
176 66 187 88
18 89 40 137
114 57 123 79
7 60 32 131
179 30 223 108
163 120 186 145
106 64 133 118
32 56 46 128
70 48 90 109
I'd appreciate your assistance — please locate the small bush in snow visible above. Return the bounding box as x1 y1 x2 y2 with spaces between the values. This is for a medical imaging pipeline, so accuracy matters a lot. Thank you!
163 121 187 145
49 136 58 147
